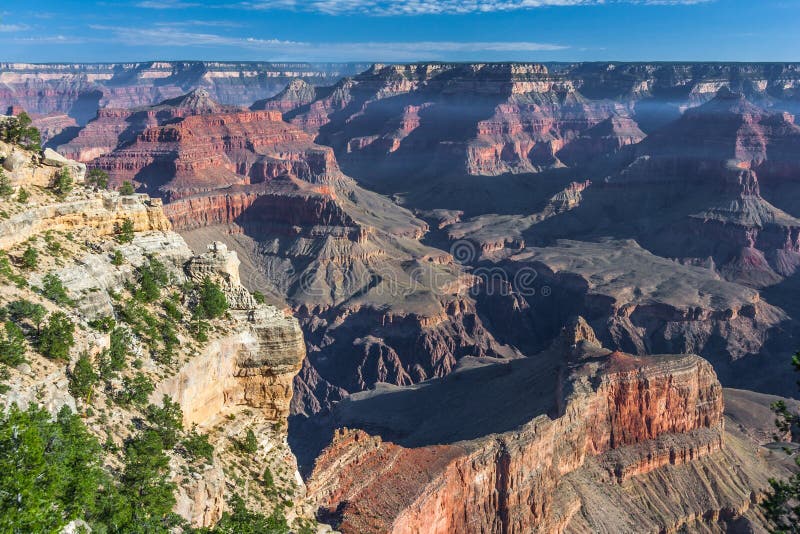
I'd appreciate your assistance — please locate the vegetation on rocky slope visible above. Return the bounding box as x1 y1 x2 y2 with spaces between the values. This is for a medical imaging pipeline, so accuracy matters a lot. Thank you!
0 139 310 532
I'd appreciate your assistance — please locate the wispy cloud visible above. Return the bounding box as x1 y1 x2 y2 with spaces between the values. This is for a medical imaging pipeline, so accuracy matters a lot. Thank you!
11 35 88 44
88 24 567 60
135 0 201 8
0 24 31 32
153 20 244 28
240 0 714 16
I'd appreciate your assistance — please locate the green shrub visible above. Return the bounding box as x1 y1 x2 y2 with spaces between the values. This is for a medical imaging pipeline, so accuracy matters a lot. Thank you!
86 169 109 190
252 291 266 304
236 428 258 455
88 315 116 333
44 232 62 255
41 272 71 305
0 169 13 198
119 181 135 195
111 249 124 266
52 167 73 197
0 321 27 366
135 258 169 303
69 353 97 401
0 252 26 287
16 188 28 204
157 319 180 365
115 218 135 244
196 276 228 320
144 395 183 449
21 245 37 270
262 466 274 490
191 319 209 343
37 312 75 360
6 299 46 332
181 427 213 464
116 372 154 407
163 299 183 322
108 327 130 371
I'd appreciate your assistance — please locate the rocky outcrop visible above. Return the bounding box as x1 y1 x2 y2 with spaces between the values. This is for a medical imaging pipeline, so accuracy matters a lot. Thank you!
153 241 305 425
251 78 318 113
0 191 170 250
153 304 304 426
0 138 85 186
306 322 786 533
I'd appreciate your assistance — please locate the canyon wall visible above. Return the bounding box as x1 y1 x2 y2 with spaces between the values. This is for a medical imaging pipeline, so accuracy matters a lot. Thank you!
306 322 785 533
0 61 369 122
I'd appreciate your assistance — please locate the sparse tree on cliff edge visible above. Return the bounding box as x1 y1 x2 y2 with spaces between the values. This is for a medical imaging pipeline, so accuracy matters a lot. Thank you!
52 167 73 198
1 112 41 152
115 218 135 244
86 168 109 190
763 350 800 533
119 181 135 195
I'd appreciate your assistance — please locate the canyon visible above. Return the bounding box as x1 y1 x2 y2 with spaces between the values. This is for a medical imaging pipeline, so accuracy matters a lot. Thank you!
4 61 800 532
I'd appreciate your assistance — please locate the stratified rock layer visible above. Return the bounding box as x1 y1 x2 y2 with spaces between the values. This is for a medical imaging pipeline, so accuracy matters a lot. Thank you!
0 62 369 122
306 322 785 533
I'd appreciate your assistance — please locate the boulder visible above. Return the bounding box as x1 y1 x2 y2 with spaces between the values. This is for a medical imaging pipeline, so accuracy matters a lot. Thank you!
42 147 86 183
2 149 29 172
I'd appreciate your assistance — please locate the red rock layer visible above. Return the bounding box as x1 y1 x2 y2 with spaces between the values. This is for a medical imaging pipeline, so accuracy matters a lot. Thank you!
307 344 725 533
90 107 341 199
163 180 352 233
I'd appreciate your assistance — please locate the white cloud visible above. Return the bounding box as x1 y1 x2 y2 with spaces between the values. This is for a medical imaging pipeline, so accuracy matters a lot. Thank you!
0 24 31 32
240 0 713 16
135 0 201 9
89 24 567 60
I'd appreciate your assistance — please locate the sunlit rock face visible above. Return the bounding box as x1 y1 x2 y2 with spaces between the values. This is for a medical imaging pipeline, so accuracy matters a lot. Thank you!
305 321 787 534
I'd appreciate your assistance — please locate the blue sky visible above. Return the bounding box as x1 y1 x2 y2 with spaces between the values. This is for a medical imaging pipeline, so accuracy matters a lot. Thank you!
1 0 799 63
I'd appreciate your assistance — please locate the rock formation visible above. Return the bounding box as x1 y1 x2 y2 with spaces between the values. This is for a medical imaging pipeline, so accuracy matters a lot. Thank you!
0 61 369 123
75 101 340 200
305 320 789 533
155 241 305 426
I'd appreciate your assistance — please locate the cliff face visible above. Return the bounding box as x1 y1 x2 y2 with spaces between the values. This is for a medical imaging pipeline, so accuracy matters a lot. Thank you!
269 62 800 192
306 322 785 534
0 148 310 529
80 102 341 199
0 62 369 123
154 242 305 427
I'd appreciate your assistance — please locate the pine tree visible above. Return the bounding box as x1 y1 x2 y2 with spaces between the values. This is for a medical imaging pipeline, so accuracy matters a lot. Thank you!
53 167 73 197
0 169 13 198
37 312 75 360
